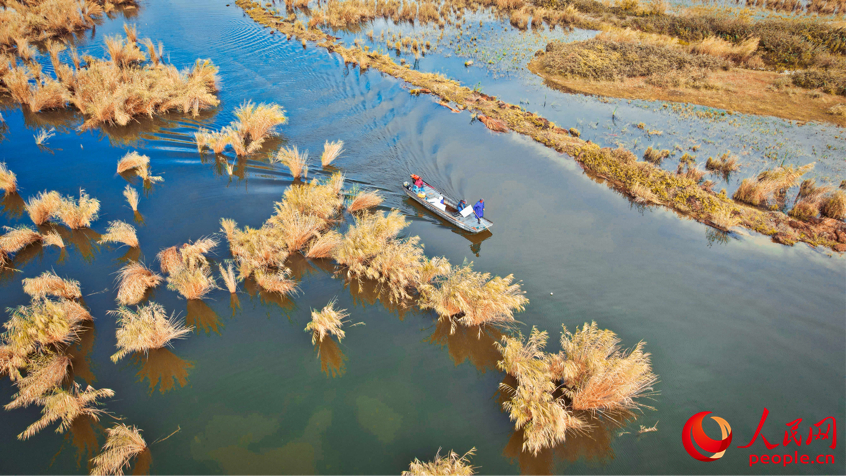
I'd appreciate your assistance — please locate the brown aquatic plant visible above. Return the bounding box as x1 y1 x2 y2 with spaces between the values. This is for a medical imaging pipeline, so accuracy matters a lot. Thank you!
733 163 814 208
495 327 552 384
116 262 163 306
22 270 82 300
116 151 150 174
56 190 100 229
305 298 350 344
557 322 658 414
90 423 148 476
254 268 298 296
274 145 309 179
306 230 343 259
222 221 289 270
17 382 114 440
3 298 93 363
0 225 42 266
5 352 72 410
402 447 477 476
123 185 139 212
500 373 588 456
109 302 192 362
321 139 344 167
418 262 527 332
820 190 846 220
218 260 239 293
26 191 62 225
0 163 17 194
333 209 408 274
42 231 65 249
347 189 383 213
166 263 217 300
100 220 139 248
232 101 287 142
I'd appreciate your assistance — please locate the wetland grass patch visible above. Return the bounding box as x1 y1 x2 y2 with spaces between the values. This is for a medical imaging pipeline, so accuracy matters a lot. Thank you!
16 382 114 441
91 423 148 476
116 262 163 306
25 191 62 226
100 221 139 248
0 163 17 194
109 302 192 362
305 298 350 344
22 270 81 300
321 140 344 167
402 447 477 476
0 225 42 266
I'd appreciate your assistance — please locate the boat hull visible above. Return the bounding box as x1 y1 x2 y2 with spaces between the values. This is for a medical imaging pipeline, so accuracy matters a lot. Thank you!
403 182 493 234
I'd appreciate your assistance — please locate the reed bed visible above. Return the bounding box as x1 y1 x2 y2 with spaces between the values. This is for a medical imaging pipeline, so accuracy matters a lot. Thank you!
402 447 477 476
1 26 219 130
347 189 383 213
221 220 289 270
17 382 114 440
0 225 42 266
274 145 310 179
109 302 192 362
705 152 739 178
116 262 163 305
0 163 17 194
321 140 344 167
820 189 846 220
22 270 82 300
495 327 552 384
25 191 62 225
56 190 100 229
3 297 93 366
91 424 148 476
116 151 149 174
305 298 350 344
100 220 139 248
690 36 759 64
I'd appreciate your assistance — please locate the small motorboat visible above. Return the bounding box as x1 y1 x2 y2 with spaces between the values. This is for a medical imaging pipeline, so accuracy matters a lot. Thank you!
403 179 493 234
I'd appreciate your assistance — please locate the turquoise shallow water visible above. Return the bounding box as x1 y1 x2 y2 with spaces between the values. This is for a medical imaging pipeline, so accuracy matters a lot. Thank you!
0 1 843 474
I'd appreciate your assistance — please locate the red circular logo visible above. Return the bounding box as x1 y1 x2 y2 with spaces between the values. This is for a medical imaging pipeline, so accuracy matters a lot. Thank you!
682 411 733 461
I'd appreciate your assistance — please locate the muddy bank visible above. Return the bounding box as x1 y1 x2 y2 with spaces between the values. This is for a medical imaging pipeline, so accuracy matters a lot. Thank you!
236 0 846 252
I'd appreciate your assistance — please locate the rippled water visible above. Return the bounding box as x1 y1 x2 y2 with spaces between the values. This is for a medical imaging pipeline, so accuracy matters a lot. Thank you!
0 1 843 474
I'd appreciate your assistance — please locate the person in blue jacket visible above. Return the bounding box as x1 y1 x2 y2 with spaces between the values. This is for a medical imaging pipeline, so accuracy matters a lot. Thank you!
473 199 484 223
457 199 467 212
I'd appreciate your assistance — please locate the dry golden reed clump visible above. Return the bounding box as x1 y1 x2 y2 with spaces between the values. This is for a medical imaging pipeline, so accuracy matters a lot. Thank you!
220 219 289 271
91 424 148 476
333 209 408 274
116 262 163 305
109 302 192 362
495 327 552 384
3 298 92 366
0 225 42 266
17 382 114 440
159 237 219 299
556 322 658 413
419 262 527 332
305 298 350 344
0 163 17 194
195 102 286 156
347 189 383 213
42 231 65 249
690 36 759 64
56 189 100 229
254 268 298 296
100 220 139 248
218 261 239 293
123 185 139 211
305 230 343 259
22 270 81 300
4 352 71 410
25 191 62 225
116 151 149 174
733 163 814 208
402 447 477 476
820 189 846 220
274 145 309 179
321 140 344 167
